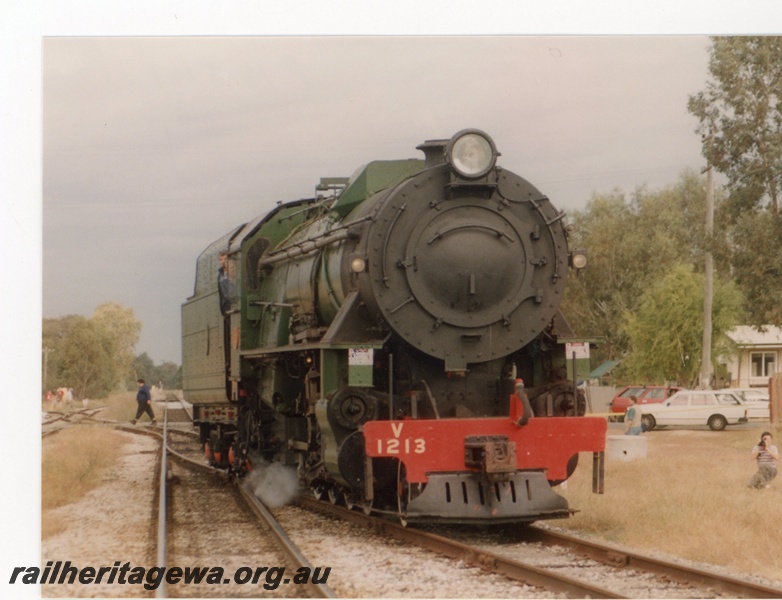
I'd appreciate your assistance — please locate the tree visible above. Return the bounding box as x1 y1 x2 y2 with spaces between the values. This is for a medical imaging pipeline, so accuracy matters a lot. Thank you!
562 191 636 362
92 302 141 387
620 263 744 385
56 318 117 398
43 315 88 393
42 302 143 399
688 37 782 329
562 172 721 365
688 36 782 219
130 353 182 390
729 210 782 325
130 352 156 385
154 361 182 390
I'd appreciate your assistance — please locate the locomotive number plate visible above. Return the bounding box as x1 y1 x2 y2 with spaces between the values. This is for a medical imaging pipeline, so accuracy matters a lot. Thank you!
364 417 607 484
374 423 426 455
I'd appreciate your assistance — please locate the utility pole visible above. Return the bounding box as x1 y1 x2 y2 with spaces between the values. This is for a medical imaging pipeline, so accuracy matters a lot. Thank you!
43 347 54 391
700 162 714 389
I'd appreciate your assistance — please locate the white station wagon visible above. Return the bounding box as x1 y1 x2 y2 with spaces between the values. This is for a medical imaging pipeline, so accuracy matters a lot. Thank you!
716 388 770 420
641 390 749 431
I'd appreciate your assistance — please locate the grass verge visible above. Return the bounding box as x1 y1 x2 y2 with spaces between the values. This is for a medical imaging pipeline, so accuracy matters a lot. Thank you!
558 425 782 582
102 390 141 422
41 427 128 539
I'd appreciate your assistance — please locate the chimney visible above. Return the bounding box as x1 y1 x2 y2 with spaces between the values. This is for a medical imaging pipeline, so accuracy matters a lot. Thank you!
416 139 448 168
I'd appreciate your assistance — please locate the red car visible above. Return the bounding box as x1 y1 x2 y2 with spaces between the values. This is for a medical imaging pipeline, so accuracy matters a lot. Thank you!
610 385 682 420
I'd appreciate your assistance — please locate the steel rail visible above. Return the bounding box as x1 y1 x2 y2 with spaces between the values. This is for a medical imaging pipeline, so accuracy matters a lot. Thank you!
123 425 335 598
154 406 169 598
297 494 782 599
295 495 621 599
42 406 108 428
238 484 337 599
124 427 782 598
524 525 782 599
111 424 170 596
113 423 171 597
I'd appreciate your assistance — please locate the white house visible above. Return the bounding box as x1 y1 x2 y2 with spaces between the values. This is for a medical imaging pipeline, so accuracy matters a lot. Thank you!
724 326 782 388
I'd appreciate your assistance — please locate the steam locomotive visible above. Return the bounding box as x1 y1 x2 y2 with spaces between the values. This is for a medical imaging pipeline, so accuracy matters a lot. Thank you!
181 129 606 523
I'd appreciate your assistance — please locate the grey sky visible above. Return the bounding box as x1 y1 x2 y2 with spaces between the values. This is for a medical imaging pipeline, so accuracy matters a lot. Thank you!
42 35 715 364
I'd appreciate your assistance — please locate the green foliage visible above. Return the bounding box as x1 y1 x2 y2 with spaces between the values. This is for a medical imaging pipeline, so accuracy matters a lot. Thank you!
562 191 638 361
730 210 782 326
620 263 744 385
562 172 723 365
130 352 182 390
43 315 90 394
687 36 782 330
43 303 143 399
688 36 782 217
52 318 117 399
43 304 181 399
92 302 141 387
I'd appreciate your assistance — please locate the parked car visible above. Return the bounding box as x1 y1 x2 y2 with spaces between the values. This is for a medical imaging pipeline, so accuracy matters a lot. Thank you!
610 385 682 419
640 390 748 431
715 388 770 420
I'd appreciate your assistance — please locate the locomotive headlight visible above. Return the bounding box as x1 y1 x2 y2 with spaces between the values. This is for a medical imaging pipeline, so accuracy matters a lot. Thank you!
350 255 367 273
446 129 498 179
570 250 587 270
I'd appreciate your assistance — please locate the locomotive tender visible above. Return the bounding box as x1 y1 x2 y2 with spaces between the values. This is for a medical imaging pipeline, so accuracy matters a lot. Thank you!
182 129 606 523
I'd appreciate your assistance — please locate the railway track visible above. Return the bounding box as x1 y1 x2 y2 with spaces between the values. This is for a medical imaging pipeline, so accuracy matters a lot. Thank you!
519 526 782 598
157 392 194 422
150 426 529 597
294 495 782 598
42 406 109 437
127 420 782 598
121 418 335 598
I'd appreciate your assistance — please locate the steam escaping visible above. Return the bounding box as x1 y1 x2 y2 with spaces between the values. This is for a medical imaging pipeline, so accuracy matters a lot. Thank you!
247 459 301 508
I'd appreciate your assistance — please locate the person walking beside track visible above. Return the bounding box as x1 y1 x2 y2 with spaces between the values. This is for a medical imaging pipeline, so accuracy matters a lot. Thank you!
131 378 157 426
748 431 778 489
